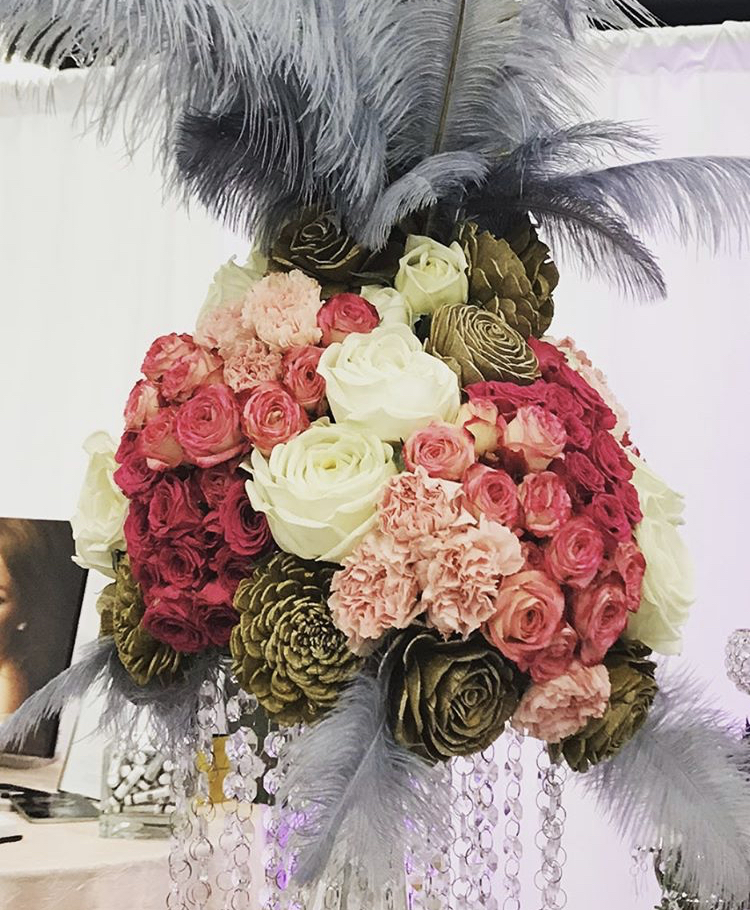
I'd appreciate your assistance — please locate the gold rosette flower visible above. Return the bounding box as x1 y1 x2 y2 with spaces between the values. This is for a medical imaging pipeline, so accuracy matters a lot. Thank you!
97 560 183 687
384 628 522 762
550 640 658 771
230 552 363 725
425 302 540 386
457 220 558 339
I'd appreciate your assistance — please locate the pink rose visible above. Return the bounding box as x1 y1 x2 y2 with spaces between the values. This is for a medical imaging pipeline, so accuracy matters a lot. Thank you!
378 467 467 543
587 492 632 542
572 578 630 666
524 624 579 684
614 480 643 526
242 271 322 351
138 409 184 471
194 582 239 648
504 405 566 472
527 337 567 376
142 333 223 403
217 480 273 557
613 540 646 611
197 461 241 509
142 588 209 654
317 293 380 346
520 540 546 572
590 431 633 483
420 516 525 638
329 532 421 652
462 464 520 527
124 380 161 431
281 345 327 413
123 500 152 566
141 333 195 382
467 380 546 421
404 421 476 481
563 415 593 451
485 570 565 663
241 381 310 456
146 474 203 539
545 517 604 589
175 384 246 468
518 471 572 537
456 398 506 456
511 662 611 743
114 454 158 497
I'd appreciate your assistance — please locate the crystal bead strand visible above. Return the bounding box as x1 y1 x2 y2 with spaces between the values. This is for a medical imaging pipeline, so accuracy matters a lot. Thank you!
469 743 501 910
262 726 303 910
167 738 196 909
503 728 525 910
535 746 568 910
450 755 479 909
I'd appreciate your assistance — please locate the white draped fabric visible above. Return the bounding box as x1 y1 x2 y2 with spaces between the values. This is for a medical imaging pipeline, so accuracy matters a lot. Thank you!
1 21 750 910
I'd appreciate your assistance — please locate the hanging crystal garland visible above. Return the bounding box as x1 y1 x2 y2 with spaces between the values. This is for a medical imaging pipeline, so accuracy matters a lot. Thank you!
167 737 197 909
470 744 501 910
503 729 525 910
534 746 568 910
450 754 480 909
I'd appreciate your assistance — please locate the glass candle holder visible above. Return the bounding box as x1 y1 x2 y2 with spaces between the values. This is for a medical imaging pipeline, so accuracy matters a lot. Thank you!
99 743 174 839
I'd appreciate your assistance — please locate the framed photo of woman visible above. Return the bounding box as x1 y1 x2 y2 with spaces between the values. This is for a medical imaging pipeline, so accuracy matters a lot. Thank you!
0 517 87 758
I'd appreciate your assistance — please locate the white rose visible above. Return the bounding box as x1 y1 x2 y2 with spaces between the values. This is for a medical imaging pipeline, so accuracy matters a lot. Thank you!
394 235 469 317
196 249 268 326
317 324 461 442
71 432 128 578
626 453 694 655
360 285 412 326
245 420 397 562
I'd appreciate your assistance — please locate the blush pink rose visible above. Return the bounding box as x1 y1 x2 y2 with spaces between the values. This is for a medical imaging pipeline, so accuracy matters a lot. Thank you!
462 464 520 527
485 570 565 663
124 380 160 431
317 293 380 346
504 405 566 471
419 516 525 638
511 662 611 743
404 421 476 481
524 624 579 684
242 271 322 351
138 409 184 471
572 578 630 666
160 346 224 403
175 384 246 468
456 398 506 456
519 471 572 537
613 539 646 610
222 337 283 393
141 333 195 382
281 345 327 413
241 381 310 456
329 531 421 652
378 467 467 543
545 517 604 589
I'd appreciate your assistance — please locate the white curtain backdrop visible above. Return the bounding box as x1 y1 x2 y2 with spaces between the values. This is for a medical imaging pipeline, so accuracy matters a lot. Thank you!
1 21 750 909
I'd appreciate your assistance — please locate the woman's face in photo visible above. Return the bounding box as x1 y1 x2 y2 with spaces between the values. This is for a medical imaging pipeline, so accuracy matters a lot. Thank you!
0 555 19 657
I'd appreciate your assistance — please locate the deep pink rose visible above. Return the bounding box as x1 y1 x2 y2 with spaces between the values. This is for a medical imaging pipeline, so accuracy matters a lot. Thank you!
563 415 593 451
138 409 184 471
564 451 606 499
504 405 566 472
175 384 246 468
587 492 632 542
528 337 567 376
124 380 161 431
462 464 520 527
241 381 309 456
317 293 380 346
520 540 546 572
194 582 239 648
146 474 204 539
404 421 476 481
281 345 327 413
519 471 572 537
142 589 209 654
114 455 158 497
218 481 273 556
467 381 547 421
156 538 210 589
572 578 630 665
614 480 643 526
486 570 565 663
211 547 256 599
141 334 195 381
557 363 617 432
123 500 153 565
456 398 506 456
197 461 240 509
542 385 584 423
524 624 579 683
590 431 634 483
613 540 646 611
546 517 604 589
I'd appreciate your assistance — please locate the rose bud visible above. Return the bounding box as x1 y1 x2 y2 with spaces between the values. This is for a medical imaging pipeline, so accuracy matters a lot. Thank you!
456 397 506 456
317 293 380 346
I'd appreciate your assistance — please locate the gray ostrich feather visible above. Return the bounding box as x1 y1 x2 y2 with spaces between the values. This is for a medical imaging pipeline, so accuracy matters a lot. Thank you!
582 668 750 907
276 673 449 890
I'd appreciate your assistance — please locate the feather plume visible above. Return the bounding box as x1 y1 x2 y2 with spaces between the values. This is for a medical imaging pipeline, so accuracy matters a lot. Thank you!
582 668 750 907
276 673 449 889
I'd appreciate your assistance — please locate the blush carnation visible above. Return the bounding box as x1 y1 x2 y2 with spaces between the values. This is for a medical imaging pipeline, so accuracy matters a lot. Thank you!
572 578 630 665
485 570 565 663
138 409 184 471
317 293 380 345
504 405 566 472
419 516 525 638
222 337 283 393
329 531 421 652
124 380 160 431
195 301 250 352
241 381 310 456
404 421 476 481
175 384 246 468
519 471 572 537
378 467 466 543
462 464 520 527
456 398 506 456
242 271 322 351
281 345 327 413
546 517 604 589
511 662 611 743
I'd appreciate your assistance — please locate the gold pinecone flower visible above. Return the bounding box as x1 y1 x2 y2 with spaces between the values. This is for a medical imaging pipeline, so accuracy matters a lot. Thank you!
230 552 363 726
457 219 558 339
97 560 183 687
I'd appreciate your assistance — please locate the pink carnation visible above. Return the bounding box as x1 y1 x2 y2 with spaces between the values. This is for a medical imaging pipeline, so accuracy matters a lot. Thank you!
242 271 322 351
419 516 524 638
511 662 611 743
222 337 283 393
329 531 421 652
195 301 251 352
378 467 467 543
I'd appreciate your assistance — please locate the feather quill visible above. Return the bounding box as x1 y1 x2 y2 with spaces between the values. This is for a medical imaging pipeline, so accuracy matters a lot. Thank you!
276 673 449 889
582 668 750 907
